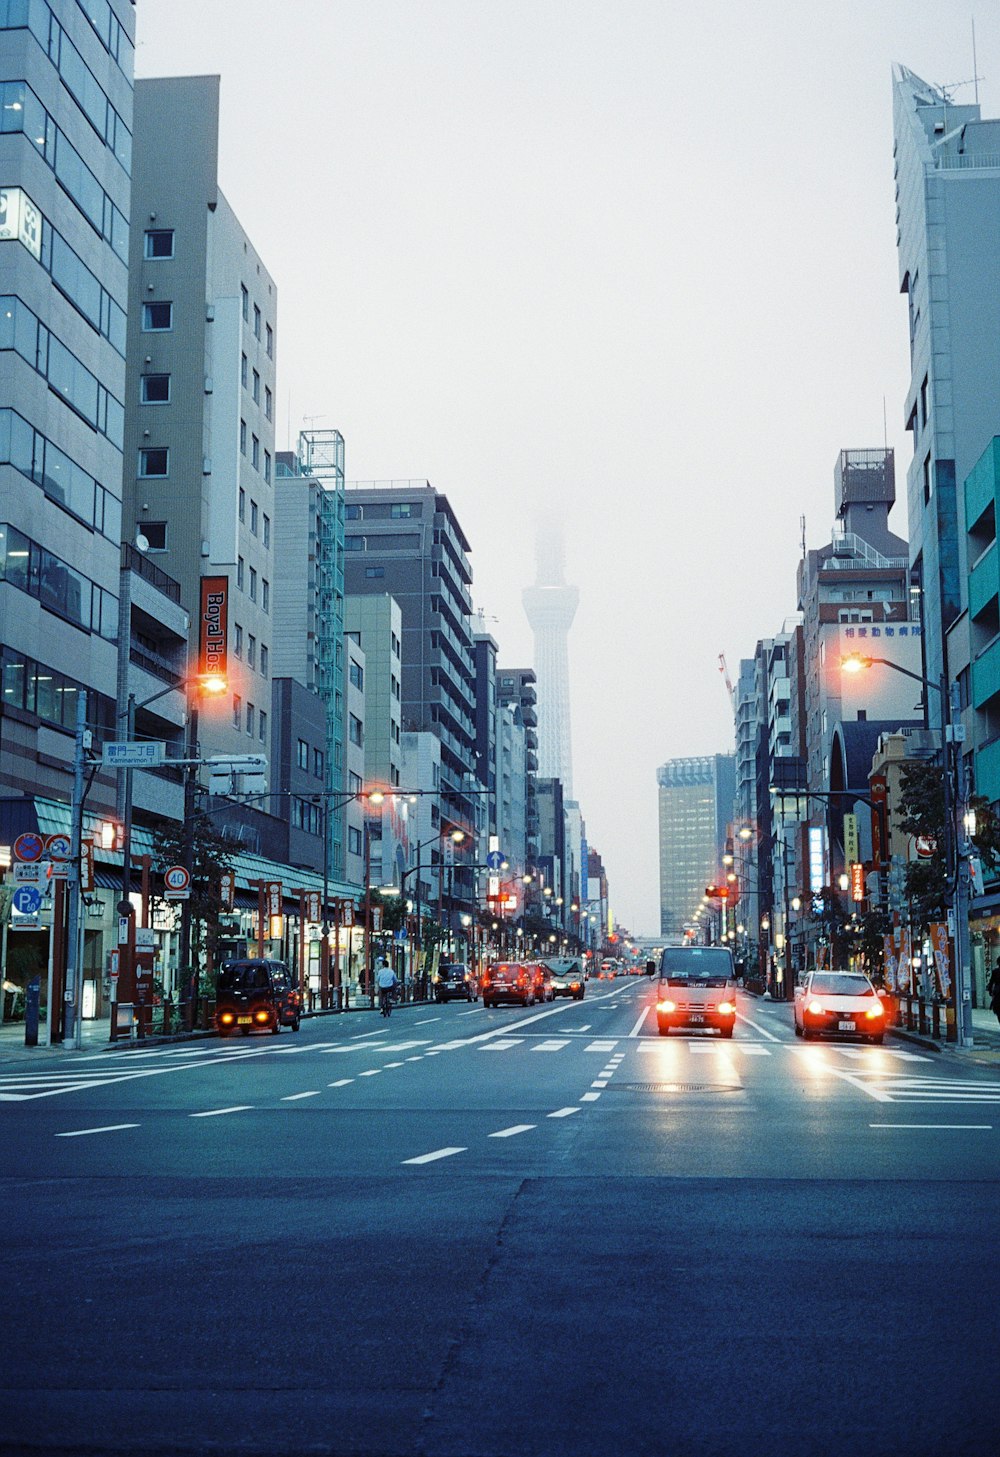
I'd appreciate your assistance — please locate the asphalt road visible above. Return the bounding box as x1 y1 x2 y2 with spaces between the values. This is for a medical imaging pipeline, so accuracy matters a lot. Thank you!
2 980 998 1457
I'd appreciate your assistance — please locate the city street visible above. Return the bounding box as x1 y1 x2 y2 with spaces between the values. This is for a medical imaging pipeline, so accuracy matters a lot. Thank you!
2 980 998 1457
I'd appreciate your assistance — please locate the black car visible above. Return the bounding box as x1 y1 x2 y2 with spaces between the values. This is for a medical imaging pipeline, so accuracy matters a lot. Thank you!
432 962 478 1002
215 958 302 1035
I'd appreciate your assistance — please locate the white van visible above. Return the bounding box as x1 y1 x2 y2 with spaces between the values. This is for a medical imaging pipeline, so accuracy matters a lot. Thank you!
655 946 737 1037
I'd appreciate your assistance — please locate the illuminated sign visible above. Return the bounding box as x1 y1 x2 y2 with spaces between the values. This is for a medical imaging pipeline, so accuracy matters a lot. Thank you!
850 862 865 902
808 826 826 894
0 187 42 259
199 575 229 680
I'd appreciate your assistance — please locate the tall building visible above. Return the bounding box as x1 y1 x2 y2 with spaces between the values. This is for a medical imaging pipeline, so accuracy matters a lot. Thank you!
497 667 539 868
892 65 1000 708
124 74 278 791
657 755 735 938
523 526 579 796
1 0 135 828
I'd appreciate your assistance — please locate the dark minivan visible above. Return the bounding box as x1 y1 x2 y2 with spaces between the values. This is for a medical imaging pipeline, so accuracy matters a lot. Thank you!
215 959 302 1036
432 962 479 1002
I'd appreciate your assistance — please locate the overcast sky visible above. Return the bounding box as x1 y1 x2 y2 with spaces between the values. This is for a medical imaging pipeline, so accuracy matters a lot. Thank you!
135 0 996 933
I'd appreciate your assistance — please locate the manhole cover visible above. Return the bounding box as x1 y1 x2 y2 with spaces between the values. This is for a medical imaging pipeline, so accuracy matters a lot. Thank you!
610 1082 741 1093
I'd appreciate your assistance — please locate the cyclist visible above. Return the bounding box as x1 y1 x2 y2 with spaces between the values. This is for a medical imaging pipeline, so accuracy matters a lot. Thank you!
376 958 397 1017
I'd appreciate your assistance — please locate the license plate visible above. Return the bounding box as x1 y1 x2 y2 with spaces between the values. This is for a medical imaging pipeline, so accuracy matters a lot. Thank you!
237 1016 252 1025
838 1019 854 1031
689 1014 704 1024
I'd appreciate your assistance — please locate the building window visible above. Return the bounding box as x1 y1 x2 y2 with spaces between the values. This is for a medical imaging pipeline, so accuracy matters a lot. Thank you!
232 694 241 729
138 448 168 477
239 488 245 522
144 229 174 258
246 703 255 737
348 825 362 855
247 635 256 669
262 579 269 613
249 567 257 602
349 714 363 747
253 304 261 339
241 284 249 322
237 557 244 590
240 420 247 455
141 521 166 550
141 301 172 331
265 322 273 357
140 374 170 403
252 435 259 470
258 709 267 742
297 739 309 770
349 771 363 794
349 661 363 690
233 623 242 657
262 514 270 548
252 369 260 404
264 451 271 484
923 454 932 505
260 644 268 677
264 386 272 421
313 748 323 778
250 500 258 535
346 504 362 520
241 353 248 388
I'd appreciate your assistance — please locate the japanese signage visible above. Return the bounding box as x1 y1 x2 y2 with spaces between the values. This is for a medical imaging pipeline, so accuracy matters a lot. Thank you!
843 814 858 869
808 826 826 894
265 881 282 917
198 575 229 681
870 775 887 868
305 891 321 922
842 625 921 640
219 868 235 912
81 839 94 893
929 922 951 998
850 862 865 902
0 186 42 259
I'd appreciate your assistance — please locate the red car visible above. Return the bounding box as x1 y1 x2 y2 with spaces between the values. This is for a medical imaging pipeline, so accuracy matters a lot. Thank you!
528 962 555 1003
482 962 534 1008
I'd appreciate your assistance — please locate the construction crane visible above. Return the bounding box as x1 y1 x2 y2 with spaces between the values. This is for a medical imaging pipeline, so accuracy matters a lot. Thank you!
718 653 735 709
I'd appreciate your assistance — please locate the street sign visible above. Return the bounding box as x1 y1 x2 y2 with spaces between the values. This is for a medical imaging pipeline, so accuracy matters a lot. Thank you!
13 862 47 884
395 927 408 940
45 833 71 862
914 835 937 859
13 832 44 863
164 865 191 894
9 915 40 931
486 850 505 872
102 740 166 770
12 885 42 916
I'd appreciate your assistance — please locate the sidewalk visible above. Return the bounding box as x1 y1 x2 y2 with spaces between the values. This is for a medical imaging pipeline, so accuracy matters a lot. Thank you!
891 1004 1000 1065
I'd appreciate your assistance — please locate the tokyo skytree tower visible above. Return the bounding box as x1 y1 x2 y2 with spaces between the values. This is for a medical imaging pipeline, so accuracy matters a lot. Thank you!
522 525 579 797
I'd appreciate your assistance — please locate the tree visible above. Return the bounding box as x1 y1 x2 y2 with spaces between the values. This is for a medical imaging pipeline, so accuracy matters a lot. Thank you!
896 760 1000 931
153 811 235 981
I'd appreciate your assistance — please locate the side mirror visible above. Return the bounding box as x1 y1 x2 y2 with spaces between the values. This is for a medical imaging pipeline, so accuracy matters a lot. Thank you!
646 960 656 977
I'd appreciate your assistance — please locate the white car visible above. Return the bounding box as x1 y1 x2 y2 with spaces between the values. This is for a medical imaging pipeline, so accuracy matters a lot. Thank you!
793 970 887 1044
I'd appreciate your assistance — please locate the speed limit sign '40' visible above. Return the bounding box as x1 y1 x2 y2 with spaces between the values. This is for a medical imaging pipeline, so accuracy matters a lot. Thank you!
164 865 191 899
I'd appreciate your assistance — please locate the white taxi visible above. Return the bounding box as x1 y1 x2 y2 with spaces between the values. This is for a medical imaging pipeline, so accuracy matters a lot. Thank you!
793 970 887 1044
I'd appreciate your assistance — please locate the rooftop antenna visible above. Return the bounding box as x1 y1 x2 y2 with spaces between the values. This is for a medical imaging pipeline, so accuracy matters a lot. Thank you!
799 514 806 560
973 18 980 105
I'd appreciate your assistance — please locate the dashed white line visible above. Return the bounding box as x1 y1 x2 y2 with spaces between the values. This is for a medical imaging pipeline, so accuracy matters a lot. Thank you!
413 1018 441 1026
870 1123 992 1130
190 1105 253 1118
591 1080 609 1089
628 1007 650 1038
403 1146 466 1164
548 1106 580 1119
580 1092 601 1102
328 1079 353 1087
585 1041 617 1053
281 1091 321 1101
384 1061 405 1068
489 1124 536 1138
55 1123 139 1138
358 1069 382 1077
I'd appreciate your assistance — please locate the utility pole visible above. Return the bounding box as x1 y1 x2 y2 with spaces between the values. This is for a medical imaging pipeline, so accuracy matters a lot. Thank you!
65 691 87 1049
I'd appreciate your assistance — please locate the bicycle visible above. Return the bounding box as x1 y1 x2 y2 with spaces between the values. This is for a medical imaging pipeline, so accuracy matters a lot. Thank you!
379 985 395 1017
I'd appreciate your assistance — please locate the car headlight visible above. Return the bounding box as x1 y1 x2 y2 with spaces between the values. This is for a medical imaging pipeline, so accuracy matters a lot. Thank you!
717 1001 735 1016
657 999 676 1013
865 1004 885 1019
807 1000 824 1016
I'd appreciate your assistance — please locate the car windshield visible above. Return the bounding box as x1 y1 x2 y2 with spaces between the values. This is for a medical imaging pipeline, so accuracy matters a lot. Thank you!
659 949 734 981
809 974 874 996
217 963 270 992
440 965 465 978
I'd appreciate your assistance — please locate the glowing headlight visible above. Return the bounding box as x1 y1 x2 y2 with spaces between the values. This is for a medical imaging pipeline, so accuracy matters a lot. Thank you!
657 1000 676 1014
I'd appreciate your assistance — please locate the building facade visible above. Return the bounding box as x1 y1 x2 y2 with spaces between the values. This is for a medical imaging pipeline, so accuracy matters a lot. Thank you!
657 754 735 939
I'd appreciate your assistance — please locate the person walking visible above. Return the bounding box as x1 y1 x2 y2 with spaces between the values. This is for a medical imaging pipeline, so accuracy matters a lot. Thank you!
988 959 1000 1028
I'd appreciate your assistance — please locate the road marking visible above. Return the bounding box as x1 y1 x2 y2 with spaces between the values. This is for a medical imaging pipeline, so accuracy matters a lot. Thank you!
737 1045 772 1055
457 1009 480 1016
573 1024 591 1032
548 1106 580 1118
591 1080 609 1088
489 1124 536 1138
328 1079 354 1087
735 1011 783 1042
55 1124 139 1138
532 1040 570 1052
352 1030 387 1040
585 1041 617 1053
358 1069 382 1077
384 1061 405 1068
413 1018 441 1026
479 1039 523 1051
628 1007 650 1038
325 1040 431 1054
689 1042 728 1053
190 1106 253 1118
870 1123 993 1130
403 1146 466 1164
580 1092 601 1102
281 1091 321 1101
405 1056 423 1062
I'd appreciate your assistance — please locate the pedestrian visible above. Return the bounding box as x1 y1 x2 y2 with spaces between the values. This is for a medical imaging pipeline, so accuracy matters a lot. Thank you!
988 959 1000 1028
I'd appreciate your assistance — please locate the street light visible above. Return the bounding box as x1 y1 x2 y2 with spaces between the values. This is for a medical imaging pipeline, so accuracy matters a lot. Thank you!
840 651 972 1046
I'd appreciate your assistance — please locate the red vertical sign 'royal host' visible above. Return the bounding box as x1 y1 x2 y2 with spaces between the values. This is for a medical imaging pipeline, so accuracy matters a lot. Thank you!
199 576 229 681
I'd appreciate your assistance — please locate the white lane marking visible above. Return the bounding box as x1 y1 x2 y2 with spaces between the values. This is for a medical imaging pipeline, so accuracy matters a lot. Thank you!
737 1045 772 1056
628 1007 650 1038
358 1069 382 1077
326 1040 431 1054
413 1018 441 1026
585 1041 617 1053
427 1040 471 1052
592 1080 609 1089
384 1061 405 1068
580 1092 602 1102
403 1146 466 1165
574 1025 592 1032
190 1105 253 1118
548 1106 580 1118
457 1009 481 1016
55 1123 139 1138
689 1043 729 1053
328 1079 354 1087
489 1124 536 1138
870 1123 993 1129
479 1039 523 1051
405 1056 423 1062
352 1030 388 1040
735 1011 783 1042
281 1091 321 1101
532 1040 570 1053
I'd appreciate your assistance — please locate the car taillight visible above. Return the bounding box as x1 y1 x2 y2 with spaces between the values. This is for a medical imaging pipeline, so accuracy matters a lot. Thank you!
657 999 676 1013
570 982 579 990
807 1000 824 1016
220 1011 234 1025
254 1008 270 1023
865 1004 885 1020
718 1001 735 1016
